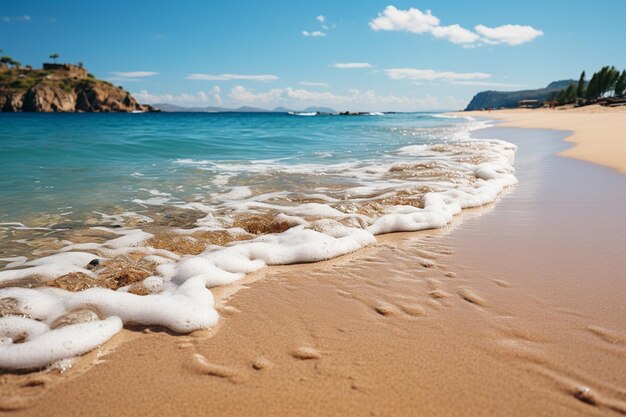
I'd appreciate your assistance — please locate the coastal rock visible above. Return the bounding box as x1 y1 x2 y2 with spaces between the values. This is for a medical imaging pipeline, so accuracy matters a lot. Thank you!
0 63 157 113
0 91 25 112
22 84 76 112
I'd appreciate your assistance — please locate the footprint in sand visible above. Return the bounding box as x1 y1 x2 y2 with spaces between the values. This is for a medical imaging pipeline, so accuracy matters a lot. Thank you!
459 288 487 306
373 302 401 317
291 346 321 360
190 353 246 383
399 303 426 316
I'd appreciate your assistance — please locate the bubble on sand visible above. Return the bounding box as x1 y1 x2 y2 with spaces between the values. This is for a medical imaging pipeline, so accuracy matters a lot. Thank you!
573 386 597 405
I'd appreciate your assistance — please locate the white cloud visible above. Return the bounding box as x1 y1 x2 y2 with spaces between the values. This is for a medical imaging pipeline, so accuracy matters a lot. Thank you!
299 81 330 87
303 14 330 37
302 30 326 37
385 68 491 81
474 24 544 45
370 5 542 46
186 73 279 81
2 15 31 23
431 24 480 44
334 62 372 69
134 86 222 106
112 71 158 78
369 6 438 34
227 85 462 111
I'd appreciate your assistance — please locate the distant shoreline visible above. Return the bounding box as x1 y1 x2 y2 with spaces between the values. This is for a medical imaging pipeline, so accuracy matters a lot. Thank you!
452 105 626 174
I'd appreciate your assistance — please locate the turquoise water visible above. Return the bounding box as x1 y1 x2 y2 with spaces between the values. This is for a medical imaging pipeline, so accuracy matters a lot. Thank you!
0 111 522 369
0 112 468 224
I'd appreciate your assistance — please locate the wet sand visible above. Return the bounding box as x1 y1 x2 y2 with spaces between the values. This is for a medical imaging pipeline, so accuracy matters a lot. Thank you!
460 105 626 173
2 126 626 416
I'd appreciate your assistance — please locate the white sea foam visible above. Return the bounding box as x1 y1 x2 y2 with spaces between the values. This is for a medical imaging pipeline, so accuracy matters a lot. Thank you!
0 121 517 370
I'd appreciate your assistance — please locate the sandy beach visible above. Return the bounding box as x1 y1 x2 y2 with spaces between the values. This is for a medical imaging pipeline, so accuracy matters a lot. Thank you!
461 105 626 173
1 108 625 416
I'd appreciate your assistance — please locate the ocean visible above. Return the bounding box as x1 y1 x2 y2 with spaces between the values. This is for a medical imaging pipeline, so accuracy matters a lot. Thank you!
0 112 518 369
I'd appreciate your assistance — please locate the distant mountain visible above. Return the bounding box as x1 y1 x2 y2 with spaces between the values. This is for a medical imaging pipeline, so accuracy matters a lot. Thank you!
272 106 336 113
301 106 336 113
464 80 577 111
152 103 228 112
272 106 293 113
154 103 336 113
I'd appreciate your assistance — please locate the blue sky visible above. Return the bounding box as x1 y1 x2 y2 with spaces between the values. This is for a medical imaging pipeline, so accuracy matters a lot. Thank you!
2 0 626 111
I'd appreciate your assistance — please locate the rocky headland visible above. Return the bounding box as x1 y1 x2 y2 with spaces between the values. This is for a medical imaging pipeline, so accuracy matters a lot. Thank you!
0 63 156 112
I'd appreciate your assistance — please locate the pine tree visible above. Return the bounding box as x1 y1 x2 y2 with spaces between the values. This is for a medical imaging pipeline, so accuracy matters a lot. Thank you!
586 72 599 99
606 66 619 96
615 70 626 97
576 71 586 98
565 84 577 101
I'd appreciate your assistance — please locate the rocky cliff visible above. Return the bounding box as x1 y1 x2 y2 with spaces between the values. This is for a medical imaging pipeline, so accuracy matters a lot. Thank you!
464 80 576 111
0 64 156 112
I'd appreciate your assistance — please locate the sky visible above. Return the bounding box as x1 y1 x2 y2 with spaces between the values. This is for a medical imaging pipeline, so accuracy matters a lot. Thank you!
2 0 626 111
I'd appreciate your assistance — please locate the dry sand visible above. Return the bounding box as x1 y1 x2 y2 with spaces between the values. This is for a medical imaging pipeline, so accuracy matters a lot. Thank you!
461 105 626 173
2 112 626 417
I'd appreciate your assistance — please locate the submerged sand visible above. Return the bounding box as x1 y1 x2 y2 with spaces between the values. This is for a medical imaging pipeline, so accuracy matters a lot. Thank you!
2 115 626 416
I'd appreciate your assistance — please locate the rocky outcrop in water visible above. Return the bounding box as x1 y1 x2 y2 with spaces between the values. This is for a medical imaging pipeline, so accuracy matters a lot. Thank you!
0 63 156 112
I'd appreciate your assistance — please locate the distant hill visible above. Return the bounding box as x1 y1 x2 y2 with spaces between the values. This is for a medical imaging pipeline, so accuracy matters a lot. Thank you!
464 80 576 111
154 103 336 113
272 106 336 113
152 103 229 112
0 63 156 112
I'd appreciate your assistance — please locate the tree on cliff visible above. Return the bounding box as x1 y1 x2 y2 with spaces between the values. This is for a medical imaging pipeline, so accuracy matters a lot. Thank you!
49 53 59 63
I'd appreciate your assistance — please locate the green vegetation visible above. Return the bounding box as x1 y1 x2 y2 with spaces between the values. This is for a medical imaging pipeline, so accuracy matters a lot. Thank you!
555 65 626 105
0 54 108 93
49 53 60 63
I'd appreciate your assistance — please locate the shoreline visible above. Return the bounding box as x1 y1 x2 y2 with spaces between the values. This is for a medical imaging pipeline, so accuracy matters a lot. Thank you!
455 105 626 174
2 118 626 416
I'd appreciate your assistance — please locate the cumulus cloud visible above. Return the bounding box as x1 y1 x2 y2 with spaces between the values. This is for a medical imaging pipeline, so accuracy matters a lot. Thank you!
334 62 372 69
227 85 462 111
133 86 222 106
298 81 330 87
186 73 278 81
430 24 479 44
317 15 325 23
370 5 542 46
474 24 544 45
385 68 491 81
302 30 326 37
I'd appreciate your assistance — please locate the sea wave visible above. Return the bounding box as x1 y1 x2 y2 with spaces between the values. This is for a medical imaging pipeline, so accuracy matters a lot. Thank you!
0 118 517 370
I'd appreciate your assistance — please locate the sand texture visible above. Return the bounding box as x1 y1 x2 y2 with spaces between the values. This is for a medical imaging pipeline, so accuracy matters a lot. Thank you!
460 105 626 173
1 124 625 417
